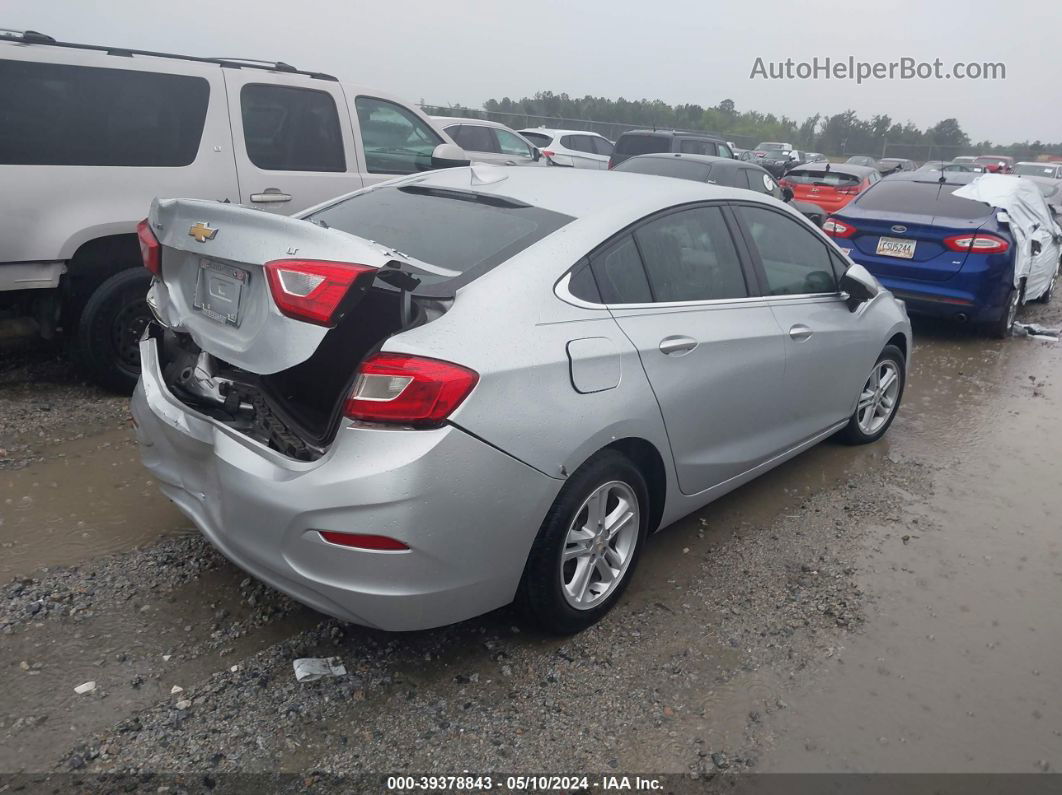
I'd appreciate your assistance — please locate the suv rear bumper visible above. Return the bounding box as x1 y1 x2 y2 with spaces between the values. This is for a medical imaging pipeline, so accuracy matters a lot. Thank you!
131 337 560 631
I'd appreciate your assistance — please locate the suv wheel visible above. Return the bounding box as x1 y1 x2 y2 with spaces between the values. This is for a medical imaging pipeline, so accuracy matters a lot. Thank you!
74 268 153 393
517 451 649 634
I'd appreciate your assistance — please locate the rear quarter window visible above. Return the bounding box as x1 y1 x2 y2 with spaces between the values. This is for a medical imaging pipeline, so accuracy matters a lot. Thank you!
615 134 669 157
854 181 992 219
0 59 209 167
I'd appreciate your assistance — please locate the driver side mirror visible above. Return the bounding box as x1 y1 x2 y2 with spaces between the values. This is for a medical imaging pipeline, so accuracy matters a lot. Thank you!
431 142 470 170
531 147 542 162
781 186 795 203
840 263 882 311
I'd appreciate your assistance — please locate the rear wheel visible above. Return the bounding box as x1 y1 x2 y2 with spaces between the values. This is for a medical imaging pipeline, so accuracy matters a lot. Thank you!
838 345 905 445
988 284 1020 339
74 268 153 393
517 451 648 634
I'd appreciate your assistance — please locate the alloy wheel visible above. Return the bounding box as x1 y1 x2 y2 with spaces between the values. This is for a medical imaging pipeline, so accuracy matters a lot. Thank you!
857 360 901 435
560 481 640 610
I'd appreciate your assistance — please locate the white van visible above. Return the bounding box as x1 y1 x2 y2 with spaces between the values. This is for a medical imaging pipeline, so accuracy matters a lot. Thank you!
0 29 467 390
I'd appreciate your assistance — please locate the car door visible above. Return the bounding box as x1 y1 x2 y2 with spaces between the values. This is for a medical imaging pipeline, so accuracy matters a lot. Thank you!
492 128 539 166
591 204 790 495
222 71 361 214
560 134 600 169
732 203 876 443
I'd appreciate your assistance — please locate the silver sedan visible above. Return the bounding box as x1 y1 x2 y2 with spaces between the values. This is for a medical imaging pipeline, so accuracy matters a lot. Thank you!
131 166 911 633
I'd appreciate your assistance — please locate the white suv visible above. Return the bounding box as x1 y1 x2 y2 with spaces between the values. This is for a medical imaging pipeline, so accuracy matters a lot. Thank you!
430 117 543 167
517 128 614 169
0 29 466 390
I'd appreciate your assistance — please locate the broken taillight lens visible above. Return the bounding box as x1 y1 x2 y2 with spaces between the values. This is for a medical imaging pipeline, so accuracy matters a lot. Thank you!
344 353 478 427
264 259 374 326
137 219 161 277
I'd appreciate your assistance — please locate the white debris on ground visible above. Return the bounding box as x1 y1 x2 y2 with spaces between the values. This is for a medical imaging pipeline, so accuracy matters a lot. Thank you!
1013 322 1060 340
293 657 347 682
73 681 96 695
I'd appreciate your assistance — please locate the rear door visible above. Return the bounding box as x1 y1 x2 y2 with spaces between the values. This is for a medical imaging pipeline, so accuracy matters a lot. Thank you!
733 204 875 442
593 204 790 495
561 134 608 169
223 70 361 214
443 123 507 165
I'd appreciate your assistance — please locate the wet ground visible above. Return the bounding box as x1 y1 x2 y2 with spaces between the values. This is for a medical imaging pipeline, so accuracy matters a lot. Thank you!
1 301 1060 780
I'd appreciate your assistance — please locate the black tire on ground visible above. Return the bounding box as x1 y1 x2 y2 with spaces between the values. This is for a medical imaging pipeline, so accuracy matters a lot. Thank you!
517 450 649 634
987 284 1019 339
838 344 906 445
73 268 154 393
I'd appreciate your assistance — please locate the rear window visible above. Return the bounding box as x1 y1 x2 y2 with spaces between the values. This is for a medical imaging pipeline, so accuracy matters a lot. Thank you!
307 185 573 296
614 157 712 181
615 134 669 156
0 59 209 167
854 181 992 219
521 132 552 147
785 169 861 188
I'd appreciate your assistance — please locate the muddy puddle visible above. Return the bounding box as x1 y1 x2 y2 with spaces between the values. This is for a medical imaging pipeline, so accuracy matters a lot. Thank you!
0 428 190 579
759 330 1062 772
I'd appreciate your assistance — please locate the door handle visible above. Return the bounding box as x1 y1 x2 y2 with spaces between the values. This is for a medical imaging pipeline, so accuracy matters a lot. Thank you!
250 188 292 203
659 335 698 356
789 324 813 341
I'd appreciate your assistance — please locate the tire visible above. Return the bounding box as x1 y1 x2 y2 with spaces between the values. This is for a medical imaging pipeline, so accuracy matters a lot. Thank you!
74 268 153 393
987 284 1020 339
838 344 906 445
517 450 649 634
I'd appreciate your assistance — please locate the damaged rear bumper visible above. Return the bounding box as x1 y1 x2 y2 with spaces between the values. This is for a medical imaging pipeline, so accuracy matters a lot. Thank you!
131 337 560 631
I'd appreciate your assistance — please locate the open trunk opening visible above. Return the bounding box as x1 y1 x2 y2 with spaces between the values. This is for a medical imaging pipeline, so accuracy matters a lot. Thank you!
155 286 430 460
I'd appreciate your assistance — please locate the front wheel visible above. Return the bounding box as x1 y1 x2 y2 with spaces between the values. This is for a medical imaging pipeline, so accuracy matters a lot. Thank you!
838 345 906 445
517 451 649 634
73 268 153 393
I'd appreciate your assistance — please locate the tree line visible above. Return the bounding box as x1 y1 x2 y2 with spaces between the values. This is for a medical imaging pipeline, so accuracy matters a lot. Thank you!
447 92 1058 162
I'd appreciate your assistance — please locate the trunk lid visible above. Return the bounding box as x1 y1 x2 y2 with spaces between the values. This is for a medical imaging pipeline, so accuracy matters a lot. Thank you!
147 198 388 374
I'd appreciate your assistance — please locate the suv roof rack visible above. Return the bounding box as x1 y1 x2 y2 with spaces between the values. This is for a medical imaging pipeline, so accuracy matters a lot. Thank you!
0 28 336 80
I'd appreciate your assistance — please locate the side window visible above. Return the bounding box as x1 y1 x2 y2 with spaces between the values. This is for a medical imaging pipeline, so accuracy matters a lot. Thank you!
566 259 602 303
679 139 716 156
560 135 578 151
737 206 838 295
590 236 653 304
633 206 748 302
494 129 532 158
829 249 850 281
718 143 733 159
354 96 443 175
591 137 614 156
0 60 209 167
241 84 344 172
448 123 495 153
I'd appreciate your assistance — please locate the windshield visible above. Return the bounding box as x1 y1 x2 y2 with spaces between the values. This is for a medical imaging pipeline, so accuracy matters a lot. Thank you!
308 185 573 295
1015 163 1060 177
615 157 712 181
854 181 992 220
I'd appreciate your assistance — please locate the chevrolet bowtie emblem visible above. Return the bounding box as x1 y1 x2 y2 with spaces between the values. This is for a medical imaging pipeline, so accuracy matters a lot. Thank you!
188 222 218 243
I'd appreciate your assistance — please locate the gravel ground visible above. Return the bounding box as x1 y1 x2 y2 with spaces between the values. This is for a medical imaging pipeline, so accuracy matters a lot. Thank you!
2 303 1061 785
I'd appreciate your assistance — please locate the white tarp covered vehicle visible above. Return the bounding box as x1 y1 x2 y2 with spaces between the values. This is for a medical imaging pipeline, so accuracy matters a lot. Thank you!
955 175 1062 302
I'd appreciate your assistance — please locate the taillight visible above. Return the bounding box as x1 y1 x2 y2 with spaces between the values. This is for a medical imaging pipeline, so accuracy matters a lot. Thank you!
264 259 374 326
137 219 161 277
318 531 409 551
943 233 1009 254
607 156 614 169
344 353 478 427
542 150 555 159
835 185 861 195
823 218 856 238
778 177 793 189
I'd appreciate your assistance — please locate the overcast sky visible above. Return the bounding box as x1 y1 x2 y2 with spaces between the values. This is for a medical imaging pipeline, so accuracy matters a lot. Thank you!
5 0 1059 144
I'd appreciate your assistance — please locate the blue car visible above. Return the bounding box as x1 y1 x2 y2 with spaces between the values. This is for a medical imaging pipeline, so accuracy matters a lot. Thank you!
823 172 1023 337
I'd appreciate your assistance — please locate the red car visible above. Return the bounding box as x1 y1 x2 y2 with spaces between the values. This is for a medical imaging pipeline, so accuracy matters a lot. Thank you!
973 155 1014 173
778 163 881 215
